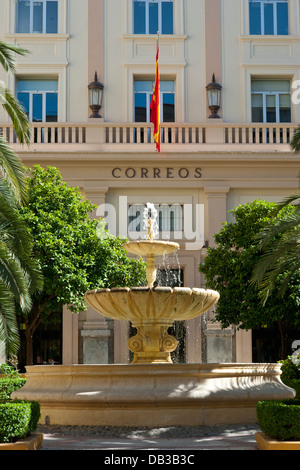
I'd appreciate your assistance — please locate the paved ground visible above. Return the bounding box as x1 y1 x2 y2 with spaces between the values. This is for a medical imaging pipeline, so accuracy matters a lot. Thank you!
37 423 260 451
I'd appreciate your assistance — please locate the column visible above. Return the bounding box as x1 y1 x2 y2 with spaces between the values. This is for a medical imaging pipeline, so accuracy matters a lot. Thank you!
204 186 229 247
80 186 114 364
203 186 234 363
62 306 78 365
236 328 253 363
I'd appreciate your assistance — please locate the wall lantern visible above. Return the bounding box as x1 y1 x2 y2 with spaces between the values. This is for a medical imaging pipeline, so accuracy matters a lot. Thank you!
206 74 222 118
88 71 104 118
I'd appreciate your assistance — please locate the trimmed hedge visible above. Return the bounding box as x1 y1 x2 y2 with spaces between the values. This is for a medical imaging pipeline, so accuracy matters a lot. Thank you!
0 364 27 401
0 377 27 401
257 399 300 441
0 400 41 443
279 354 300 400
279 355 300 382
282 378 300 399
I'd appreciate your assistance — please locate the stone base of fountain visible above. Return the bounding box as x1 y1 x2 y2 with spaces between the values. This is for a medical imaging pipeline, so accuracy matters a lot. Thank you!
13 363 295 427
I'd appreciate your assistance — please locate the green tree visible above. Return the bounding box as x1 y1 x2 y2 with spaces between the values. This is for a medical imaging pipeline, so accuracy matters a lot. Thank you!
0 41 42 359
199 200 300 360
18 165 146 365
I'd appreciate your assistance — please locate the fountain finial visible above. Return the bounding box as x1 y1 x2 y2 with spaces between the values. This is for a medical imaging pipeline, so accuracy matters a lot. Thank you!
144 203 158 242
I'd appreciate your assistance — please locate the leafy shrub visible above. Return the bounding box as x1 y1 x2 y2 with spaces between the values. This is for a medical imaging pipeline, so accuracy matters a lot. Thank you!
279 354 300 399
0 400 40 443
279 354 300 381
0 364 26 401
282 379 300 400
257 400 300 441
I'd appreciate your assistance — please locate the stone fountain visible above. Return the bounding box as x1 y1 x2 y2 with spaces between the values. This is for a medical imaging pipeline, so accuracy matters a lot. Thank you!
13 203 295 427
85 203 219 365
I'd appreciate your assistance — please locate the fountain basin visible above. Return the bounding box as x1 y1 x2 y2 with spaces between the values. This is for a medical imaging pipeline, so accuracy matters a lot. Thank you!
13 363 296 427
123 239 180 257
84 287 219 323
84 287 220 363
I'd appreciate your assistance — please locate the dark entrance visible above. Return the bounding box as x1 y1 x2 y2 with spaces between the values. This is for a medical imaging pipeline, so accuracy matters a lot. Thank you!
252 325 300 362
18 312 62 372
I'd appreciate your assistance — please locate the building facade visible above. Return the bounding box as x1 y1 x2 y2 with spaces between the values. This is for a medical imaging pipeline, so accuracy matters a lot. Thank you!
1 0 300 366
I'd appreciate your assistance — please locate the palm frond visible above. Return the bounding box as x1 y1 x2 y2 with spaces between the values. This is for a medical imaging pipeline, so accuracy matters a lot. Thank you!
0 240 32 312
2 88 30 145
0 41 30 73
0 283 20 358
0 135 28 204
252 212 300 301
256 212 300 249
0 191 43 296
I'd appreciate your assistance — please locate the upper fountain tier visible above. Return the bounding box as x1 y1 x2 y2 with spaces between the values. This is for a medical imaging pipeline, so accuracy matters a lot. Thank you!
124 239 179 288
123 239 179 257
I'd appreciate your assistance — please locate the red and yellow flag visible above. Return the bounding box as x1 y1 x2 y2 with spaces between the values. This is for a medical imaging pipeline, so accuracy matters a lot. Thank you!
150 38 160 152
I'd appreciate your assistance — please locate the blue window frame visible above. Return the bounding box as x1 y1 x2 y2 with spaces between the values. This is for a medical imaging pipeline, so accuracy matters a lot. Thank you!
251 79 291 123
249 0 288 35
17 0 58 34
128 203 183 234
134 0 173 34
134 80 175 122
17 79 58 122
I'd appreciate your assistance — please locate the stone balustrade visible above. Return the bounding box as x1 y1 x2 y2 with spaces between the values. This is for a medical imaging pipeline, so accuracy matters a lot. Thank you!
0 121 297 148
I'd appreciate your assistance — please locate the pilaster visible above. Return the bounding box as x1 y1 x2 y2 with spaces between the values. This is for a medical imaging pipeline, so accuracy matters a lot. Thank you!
203 185 234 362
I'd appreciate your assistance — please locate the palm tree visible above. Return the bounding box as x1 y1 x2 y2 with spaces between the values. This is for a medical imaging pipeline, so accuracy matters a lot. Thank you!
0 41 31 201
251 189 300 303
290 126 300 153
251 122 300 304
0 41 42 359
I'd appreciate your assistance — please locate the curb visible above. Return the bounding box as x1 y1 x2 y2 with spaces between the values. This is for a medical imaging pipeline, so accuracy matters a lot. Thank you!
255 432 300 451
0 433 43 451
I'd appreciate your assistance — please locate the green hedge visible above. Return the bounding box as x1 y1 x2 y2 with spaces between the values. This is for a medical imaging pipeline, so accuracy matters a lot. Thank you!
0 377 27 401
0 364 27 401
279 354 300 400
282 378 300 399
257 400 300 441
0 400 41 443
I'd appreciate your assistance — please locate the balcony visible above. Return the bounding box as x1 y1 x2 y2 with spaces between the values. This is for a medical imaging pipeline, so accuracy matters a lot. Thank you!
0 121 298 154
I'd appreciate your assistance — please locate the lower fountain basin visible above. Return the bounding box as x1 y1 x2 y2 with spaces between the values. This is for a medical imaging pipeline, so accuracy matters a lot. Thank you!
13 363 296 427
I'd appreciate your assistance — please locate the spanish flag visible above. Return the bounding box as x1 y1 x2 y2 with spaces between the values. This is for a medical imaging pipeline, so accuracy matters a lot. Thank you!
150 36 160 152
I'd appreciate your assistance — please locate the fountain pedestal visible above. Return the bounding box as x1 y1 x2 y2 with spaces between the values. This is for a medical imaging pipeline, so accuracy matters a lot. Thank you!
128 320 177 364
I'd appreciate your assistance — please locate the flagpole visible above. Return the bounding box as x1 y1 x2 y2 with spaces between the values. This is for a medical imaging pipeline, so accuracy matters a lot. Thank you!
150 31 161 152
156 31 160 152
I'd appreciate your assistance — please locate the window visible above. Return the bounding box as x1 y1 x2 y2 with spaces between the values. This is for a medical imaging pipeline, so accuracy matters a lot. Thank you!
17 79 58 122
134 0 173 34
134 80 175 122
128 203 183 236
17 0 58 34
249 0 288 35
251 79 291 123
